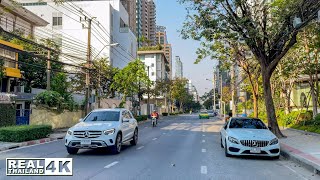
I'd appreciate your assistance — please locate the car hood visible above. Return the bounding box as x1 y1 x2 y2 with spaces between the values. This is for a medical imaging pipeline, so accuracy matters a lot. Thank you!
70 121 118 131
227 129 276 140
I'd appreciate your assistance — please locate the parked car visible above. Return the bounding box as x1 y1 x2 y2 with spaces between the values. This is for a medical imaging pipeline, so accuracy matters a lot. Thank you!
199 110 209 119
65 108 138 154
207 110 215 117
220 117 280 159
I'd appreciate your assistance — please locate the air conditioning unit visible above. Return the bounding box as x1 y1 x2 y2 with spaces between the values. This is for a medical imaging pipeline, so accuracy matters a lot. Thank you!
14 86 24 93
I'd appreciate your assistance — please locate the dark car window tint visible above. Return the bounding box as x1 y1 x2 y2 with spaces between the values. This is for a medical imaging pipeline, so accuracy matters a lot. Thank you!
229 118 267 129
84 111 120 122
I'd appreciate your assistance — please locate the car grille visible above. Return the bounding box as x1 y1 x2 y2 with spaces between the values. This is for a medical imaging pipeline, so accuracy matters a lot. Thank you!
73 131 102 138
240 140 269 147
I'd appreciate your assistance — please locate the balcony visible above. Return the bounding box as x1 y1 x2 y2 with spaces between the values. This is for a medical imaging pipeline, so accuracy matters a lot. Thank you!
120 27 129 33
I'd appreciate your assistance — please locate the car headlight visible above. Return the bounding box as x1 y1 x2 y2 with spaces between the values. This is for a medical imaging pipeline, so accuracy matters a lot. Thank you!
269 138 279 145
103 128 115 135
67 130 73 135
228 136 239 144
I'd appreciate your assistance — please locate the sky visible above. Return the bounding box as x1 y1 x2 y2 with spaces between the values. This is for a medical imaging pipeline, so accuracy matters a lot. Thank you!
155 0 218 96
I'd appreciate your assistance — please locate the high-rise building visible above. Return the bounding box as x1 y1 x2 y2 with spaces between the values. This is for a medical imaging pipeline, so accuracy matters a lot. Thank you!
121 0 137 35
136 0 142 46
156 25 172 79
175 56 183 78
141 0 156 46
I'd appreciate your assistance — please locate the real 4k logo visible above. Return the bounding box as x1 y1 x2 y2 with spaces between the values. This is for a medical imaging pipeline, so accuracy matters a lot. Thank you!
6 158 73 176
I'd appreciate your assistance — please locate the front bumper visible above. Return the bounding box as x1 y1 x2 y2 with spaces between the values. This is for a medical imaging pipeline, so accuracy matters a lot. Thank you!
65 134 116 149
226 141 280 157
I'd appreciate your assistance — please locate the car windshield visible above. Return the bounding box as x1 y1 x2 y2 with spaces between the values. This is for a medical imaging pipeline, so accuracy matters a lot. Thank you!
84 111 120 122
229 118 267 129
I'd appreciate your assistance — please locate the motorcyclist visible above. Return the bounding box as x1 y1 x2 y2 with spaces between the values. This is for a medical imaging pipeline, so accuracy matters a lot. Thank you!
151 110 159 119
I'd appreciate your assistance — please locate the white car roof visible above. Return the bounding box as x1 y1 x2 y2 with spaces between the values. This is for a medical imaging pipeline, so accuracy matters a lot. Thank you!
92 108 127 112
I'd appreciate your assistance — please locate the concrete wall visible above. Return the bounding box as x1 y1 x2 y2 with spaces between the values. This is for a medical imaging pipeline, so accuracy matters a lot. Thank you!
30 108 83 129
99 98 132 110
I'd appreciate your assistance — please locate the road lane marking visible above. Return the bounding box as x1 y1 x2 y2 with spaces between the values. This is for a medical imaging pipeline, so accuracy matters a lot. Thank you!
152 138 158 140
201 166 207 174
202 140 205 143
202 149 206 153
104 161 119 169
282 164 308 180
137 146 144 150
202 135 205 137
163 133 166 135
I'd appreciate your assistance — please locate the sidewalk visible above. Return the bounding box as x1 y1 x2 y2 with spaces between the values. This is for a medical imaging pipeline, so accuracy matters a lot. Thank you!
280 128 320 174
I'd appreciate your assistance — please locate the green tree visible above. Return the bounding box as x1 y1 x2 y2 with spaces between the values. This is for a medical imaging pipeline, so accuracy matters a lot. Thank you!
111 59 151 104
171 78 189 112
0 58 4 79
180 0 320 137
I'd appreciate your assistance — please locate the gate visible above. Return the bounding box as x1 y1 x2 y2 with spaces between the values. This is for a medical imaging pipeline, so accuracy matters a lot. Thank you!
16 109 30 125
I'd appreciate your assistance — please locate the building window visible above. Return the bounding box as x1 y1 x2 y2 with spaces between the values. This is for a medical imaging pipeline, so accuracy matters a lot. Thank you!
151 72 155 76
151 63 154 67
52 13 62 26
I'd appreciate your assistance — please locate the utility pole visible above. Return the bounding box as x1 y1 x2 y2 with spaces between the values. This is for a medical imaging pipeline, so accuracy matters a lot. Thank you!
98 61 101 108
147 66 150 116
213 70 216 111
82 16 94 115
46 50 51 91
220 75 223 116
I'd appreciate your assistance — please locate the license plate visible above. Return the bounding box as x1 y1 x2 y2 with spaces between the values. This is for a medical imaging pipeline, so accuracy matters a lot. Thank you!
81 139 91 145
250 147 261 153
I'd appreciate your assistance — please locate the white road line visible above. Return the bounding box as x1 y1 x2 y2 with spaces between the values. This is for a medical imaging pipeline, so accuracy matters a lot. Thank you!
163 133 166 135
202 149 206 153
152 138 158 140
202 140 205 143
283 164 308 180
137 146 144 150
104 161 119 169
202 135 205 137
201 166 207 174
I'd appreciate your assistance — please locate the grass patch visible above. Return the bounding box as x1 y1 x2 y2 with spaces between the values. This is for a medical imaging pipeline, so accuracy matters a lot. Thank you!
289 124 320 134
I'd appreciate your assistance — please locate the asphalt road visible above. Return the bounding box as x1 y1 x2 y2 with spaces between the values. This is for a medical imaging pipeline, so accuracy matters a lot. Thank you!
0 115 318 180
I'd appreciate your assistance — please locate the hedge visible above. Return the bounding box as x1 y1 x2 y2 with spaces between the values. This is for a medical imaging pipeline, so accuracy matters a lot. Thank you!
0 104 16 127
162 113 168 116
134 115 148 122
0 125 52 142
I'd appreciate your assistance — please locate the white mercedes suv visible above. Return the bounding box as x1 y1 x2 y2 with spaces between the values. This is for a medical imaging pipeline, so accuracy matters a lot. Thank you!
65 108 138 154
220 117 280 159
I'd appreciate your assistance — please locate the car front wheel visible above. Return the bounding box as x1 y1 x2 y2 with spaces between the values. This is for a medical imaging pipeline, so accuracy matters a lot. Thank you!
225 140 231 157
111 133 122 154
130 128 138 146
66 147 78 154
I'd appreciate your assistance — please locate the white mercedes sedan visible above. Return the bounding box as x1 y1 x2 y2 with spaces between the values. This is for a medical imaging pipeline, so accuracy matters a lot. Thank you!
220 117 280 159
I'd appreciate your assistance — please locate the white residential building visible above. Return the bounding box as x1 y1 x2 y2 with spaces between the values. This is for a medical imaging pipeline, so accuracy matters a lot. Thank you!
138 50 169 83
19 0 137 69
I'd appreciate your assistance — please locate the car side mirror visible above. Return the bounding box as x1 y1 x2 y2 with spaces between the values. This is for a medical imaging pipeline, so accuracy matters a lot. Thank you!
79 118 83 122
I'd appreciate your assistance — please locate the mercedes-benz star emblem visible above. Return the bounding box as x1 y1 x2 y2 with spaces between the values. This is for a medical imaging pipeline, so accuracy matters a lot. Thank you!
252 140 257 147
84 131 89 138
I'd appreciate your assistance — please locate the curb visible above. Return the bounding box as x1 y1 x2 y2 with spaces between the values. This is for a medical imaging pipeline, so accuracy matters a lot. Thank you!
285 127 320 137
0 134 65 152
280 143 320 175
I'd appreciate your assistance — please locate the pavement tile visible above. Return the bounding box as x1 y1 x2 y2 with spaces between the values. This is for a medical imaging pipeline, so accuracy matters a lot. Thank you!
281 128 320 173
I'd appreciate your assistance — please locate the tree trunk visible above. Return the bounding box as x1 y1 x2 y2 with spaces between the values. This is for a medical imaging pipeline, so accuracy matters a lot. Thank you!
309 75 318 118
253 93 258 118
261 68 285 137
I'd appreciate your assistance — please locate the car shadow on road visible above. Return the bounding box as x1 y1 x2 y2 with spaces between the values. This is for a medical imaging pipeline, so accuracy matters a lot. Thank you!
67 143 135 156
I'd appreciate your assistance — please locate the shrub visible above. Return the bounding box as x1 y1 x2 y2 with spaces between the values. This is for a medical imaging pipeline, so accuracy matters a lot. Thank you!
162 113 168 116
35 91 63 108
0 125 52 142
315 113 320 122
0 104 16 127
134 115 148 122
